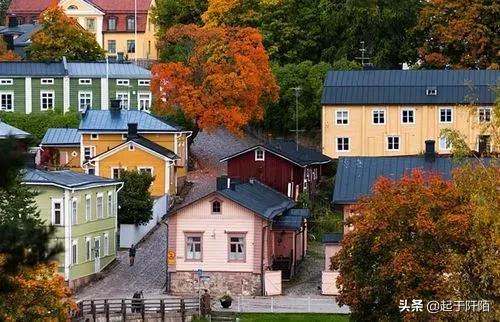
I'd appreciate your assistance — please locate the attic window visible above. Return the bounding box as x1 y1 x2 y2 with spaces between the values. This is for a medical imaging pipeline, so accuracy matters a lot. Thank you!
129 144 135 151
211 200 221 214
255 149 265 161
426 87 437 96
68 5 78 10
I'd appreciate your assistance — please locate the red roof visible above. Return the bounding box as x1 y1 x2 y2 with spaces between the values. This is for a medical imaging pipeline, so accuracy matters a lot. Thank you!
7 0 51 13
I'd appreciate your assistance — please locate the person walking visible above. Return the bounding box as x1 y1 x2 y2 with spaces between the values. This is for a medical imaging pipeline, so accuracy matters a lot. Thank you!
129 244 136 266
200 289 211 317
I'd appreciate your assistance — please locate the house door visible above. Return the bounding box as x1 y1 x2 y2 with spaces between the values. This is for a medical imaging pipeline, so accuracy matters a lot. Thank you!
478 135 491 154
94 237 101 273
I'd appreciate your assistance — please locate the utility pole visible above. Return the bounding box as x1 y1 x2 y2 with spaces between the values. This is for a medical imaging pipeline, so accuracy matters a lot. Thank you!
355 41 372 67
290 87 305 151
134 0 137 64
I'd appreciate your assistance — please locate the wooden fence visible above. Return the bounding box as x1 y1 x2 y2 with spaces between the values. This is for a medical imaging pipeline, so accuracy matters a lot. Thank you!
72 297 199 321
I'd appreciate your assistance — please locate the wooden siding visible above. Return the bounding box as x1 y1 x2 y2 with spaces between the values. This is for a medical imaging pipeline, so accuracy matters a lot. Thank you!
0 77 25 113
69 78 101 110
31 77 64 113
170 195 268 273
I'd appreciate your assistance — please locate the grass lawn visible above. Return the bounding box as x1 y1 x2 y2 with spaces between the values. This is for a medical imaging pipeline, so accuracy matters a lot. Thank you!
239 313 350 322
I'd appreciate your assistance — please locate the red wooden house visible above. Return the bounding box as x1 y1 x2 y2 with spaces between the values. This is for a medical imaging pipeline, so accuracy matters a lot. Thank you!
220 140 331 200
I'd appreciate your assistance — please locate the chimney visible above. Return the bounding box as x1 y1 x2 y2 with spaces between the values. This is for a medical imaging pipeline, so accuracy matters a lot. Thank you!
127 123 138 139
425 140 436 162
110 99 121 111
8 15 18 28
216 176 228 191
117 52 124 63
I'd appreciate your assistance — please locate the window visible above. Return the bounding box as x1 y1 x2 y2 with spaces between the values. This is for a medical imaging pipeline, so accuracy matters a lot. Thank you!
439 107 453 123
86 18 96 32
0 92 14 111
104 233 109 256
372 109 385 124
228 235 245 261
85 195 91 221
127 17 135 31
127 40 135 53
401 108 415 124
112 167 125 179
94 237 100 259
335 110 349 125
478 135 491 154
117 79 130 86
212 200 221 214
87 168 95 175
255 149 265 161
79 91 92 111
90 133 98 140
336 137 349 152
186 234 202 261
85 237 91 261
71 240 78 265
40 91 54 110
138 80 150 86
52 200 63 225
107 192 113 217
108 17 117 31
96 194 103 219
478 107 491 123
0 79 13 85
68 5 78 9
79 78 92 85
83 146 95 160
41 78 54 85
116 92 129 109
439 136 452 151
107 40 116 54
71 198 78 225
138 93 151 111
387 136 400 151
122 133 128 140
138 167 153 176
426 87 438 96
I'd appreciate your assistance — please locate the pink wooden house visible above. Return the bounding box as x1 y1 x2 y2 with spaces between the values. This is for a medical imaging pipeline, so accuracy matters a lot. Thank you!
166 177 309 296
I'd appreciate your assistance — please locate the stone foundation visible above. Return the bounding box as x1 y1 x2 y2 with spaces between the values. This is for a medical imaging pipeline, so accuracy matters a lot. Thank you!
170 271 261 297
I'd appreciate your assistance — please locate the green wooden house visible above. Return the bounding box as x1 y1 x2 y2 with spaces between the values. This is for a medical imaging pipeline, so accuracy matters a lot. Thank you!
22 168 123 289
0 58 151 114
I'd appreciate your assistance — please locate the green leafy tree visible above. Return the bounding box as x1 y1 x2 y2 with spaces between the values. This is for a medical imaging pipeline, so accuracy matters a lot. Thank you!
118 170 154 225
0 0 11 24
28 6 104 61
152 0 207 33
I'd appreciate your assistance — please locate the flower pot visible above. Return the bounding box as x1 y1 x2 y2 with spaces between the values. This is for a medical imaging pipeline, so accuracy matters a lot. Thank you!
220 299 232 309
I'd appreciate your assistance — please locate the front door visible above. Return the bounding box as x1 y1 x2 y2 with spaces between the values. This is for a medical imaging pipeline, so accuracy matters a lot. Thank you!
94 237 101 273
478 135 491 154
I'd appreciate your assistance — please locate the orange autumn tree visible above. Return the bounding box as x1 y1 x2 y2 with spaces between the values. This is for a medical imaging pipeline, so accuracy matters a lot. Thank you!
331 170 474 321
0 38 19 61
152 24 279 137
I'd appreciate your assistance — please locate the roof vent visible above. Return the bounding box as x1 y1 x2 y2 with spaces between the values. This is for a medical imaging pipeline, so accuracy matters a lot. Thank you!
426 87 437 96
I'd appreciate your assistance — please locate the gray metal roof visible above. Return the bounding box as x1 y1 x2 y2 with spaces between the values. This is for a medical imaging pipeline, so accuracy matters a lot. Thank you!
22 168 120 189
79 110 181 132
0 62 66 76
0 121 31 138
332 156 487 204
67 62 151 78
322 233 343 244
273 208 310 230
322 70 499 105
41 128 79 146
218 179 296 220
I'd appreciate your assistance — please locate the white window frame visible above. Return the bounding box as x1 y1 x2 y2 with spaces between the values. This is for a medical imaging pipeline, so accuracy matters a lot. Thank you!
439 107 453 124
71 239 78 265
52 198 63 226
40 90 55 111
335 109 349 125
372 109 386 125
90 133 99 140
104 233 109 256
96 193 103 219
107 192 113 217
71 198 78 225
478 106 492 123
85 237 92 261
116 79 130 86
40 78 54 85
0 91 14 111
255 149 265 161
336 137 350 152
138 79 150 86
94 236 101 259
0 79 13 85
85 194 91 221
138 167 153 176
228 234 246 262
401 108 415 124
122 133 128 140
111 167 127 179
83 146 96 160
439 136 452 151
78 91 93 111
79 78 92 85
386 135 400 151
129 144 135 151
116 92 130 109
138 92 152 111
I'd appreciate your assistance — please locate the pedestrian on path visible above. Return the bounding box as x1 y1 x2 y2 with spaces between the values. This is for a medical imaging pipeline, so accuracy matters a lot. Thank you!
129 244 136 266
201 289 211 317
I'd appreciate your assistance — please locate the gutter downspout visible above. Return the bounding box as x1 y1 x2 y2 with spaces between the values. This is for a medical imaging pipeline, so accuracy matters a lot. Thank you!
261 222 269 296
160 221 170 293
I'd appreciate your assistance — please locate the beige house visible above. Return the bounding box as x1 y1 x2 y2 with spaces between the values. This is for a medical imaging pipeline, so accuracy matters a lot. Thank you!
321 70 499 158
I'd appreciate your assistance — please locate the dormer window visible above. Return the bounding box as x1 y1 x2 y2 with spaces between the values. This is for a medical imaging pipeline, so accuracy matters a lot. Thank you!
211 200 221 214
255 149 265 161
426 87 437 96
